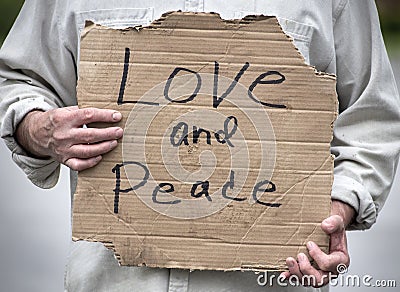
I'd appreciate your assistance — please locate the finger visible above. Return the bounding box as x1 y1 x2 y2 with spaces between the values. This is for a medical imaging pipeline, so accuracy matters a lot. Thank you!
72 108 122 126
68 140 118 159
279 271 290 281
297 253 329 287
286 257 302 283
64 156 102 171
307 241 329 271
71 127 123 144
307 241 348 273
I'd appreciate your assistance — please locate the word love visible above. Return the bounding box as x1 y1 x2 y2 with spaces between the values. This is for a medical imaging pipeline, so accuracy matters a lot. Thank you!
117 47 286 109
112 162 279 214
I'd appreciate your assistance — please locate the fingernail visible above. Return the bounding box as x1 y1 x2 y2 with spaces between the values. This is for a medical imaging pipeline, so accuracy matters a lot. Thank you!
116 128 124 138
110 140 118 149
322 217 332 226
96 156 102 162
298 253 307 261
287 258 295 268
112 112 122 121
323 221 335 233
307 241 315 250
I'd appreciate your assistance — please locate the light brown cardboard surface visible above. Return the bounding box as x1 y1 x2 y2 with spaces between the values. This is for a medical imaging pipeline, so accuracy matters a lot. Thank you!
73 12 337 271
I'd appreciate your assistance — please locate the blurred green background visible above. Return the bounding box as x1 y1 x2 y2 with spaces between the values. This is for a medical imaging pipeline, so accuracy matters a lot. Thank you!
377 0 400 53
1 0 399 52
0 0 399 52
0 0 24 45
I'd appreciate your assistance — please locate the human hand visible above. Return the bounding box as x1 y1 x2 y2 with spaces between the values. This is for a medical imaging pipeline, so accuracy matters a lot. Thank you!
280 200 355 287
15 106 123 171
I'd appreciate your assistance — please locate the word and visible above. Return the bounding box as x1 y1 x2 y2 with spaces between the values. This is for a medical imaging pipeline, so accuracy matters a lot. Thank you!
170 116 238 147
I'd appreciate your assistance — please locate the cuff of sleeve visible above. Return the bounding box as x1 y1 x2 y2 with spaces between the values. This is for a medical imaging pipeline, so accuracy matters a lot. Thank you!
331 175 377 230
1 97 60 189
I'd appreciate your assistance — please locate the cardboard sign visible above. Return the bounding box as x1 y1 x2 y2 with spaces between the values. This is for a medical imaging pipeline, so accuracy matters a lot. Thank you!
73 12 337 271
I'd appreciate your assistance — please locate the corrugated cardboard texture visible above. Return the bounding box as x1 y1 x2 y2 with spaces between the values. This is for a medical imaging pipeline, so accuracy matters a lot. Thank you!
73 12 337 271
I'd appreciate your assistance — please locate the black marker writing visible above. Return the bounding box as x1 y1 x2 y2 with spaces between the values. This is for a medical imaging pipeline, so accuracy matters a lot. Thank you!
112 161 149 214
248 71 286 108
152 183 181 205
117 48 131 105
164 67 201 103
213 61 250 108
193 126 212 145
164 63 286 109
116 47 159 106
170 116 238 147
252 180 280 207
191 181 211 202
221 171 246 201
170 122 189 146
111 162 280 208
214 116 238 147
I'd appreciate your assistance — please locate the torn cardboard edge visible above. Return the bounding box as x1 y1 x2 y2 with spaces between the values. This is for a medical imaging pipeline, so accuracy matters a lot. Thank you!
82 11 337 86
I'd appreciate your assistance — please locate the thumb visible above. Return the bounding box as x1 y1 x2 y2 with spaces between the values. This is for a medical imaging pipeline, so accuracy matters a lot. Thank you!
321 215 345 235
323 215 347 251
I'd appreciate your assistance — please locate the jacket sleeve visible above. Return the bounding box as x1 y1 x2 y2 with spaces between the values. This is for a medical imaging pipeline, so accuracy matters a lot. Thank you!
0 0 77 188
330 0 400 230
